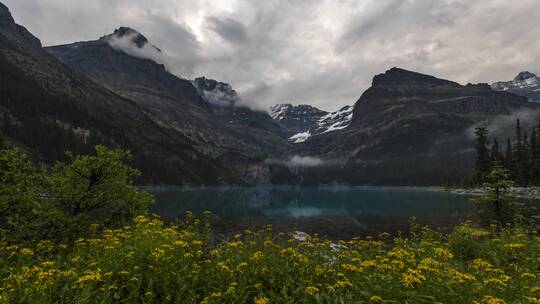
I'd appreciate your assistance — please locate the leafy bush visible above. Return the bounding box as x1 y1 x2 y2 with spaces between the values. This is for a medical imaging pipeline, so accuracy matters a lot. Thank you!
0 146 153 242
0 214 538 304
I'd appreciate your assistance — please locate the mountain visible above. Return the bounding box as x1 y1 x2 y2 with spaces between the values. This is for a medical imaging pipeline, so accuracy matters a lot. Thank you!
272 68 539 185
192 77 238 107
46 27 289 184
491 71 540 102
4 1 539 187
269 104 353 143
0 3 239 185
192 77 285 137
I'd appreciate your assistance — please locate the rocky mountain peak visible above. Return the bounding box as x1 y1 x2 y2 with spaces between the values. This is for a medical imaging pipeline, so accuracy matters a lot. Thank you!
372 67 459 88
491 70 540 102
269 104 325 121
100 27 151 49
192 77 238 107
0 2 14 25
0 2 41 48
514 71 537 82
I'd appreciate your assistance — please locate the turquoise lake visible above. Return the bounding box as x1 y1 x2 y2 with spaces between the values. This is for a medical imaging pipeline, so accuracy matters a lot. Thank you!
148 186 474 239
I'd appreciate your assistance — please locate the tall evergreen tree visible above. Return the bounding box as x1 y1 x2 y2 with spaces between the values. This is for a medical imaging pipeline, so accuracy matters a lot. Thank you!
474 127 491 183
514 119 525 184
503 138 514 177
530 128 539 183
522 130 530 184
490 138 501 163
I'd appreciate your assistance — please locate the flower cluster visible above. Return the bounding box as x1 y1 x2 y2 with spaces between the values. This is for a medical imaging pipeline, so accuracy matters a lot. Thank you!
0 215 538 304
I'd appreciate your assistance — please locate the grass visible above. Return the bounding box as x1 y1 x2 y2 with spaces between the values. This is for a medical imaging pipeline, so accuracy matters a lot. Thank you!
0 213 539 304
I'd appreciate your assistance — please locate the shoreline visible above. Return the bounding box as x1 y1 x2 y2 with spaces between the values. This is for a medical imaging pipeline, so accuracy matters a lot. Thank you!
446 186 540 200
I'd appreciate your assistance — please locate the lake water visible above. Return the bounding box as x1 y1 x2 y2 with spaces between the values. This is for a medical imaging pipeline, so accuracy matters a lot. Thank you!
148 186 474 239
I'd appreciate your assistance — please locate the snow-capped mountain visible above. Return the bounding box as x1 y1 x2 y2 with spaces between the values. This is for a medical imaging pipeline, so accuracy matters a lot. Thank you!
491 71 540 102
270 104 353 143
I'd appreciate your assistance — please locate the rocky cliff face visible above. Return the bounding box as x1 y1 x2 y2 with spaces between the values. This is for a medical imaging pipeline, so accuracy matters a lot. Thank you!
287 68 538 185
492 71 540 102
192 77 238 107
0 3 40 48
0 4 235 185
46 30 289 184
47 28 212 142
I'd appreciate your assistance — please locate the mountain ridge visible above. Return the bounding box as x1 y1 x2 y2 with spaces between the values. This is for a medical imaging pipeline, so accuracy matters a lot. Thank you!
275 68 540 185
3 1 540 186
46 27 289 184
0 3 240 185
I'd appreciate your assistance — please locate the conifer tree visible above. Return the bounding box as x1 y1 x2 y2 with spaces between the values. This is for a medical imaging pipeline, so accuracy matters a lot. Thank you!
522 130 530 184
503 138 514 177
513 119 528 184
474 127 491 182
490 138 501 163
473 163 517 228
530 128 539 183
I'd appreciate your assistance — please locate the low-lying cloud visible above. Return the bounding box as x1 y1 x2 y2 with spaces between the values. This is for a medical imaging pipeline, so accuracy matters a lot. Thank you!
108 32 164 65
467 108 540 140
266 155 325 168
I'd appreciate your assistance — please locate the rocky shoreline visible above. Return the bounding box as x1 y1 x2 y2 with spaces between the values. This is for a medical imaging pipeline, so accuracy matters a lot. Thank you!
448 187 540 200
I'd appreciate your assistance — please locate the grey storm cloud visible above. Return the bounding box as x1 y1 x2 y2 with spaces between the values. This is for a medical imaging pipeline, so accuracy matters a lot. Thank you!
205 16 249 45
3 0 540 111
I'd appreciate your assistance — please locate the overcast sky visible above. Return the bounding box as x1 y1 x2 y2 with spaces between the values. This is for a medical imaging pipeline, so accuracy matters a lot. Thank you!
4 0 540 111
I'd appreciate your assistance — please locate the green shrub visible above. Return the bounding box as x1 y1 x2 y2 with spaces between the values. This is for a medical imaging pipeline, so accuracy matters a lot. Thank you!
0 145 153 242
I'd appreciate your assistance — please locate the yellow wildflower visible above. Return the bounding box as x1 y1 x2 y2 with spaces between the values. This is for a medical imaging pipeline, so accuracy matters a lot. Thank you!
305 286 319 295
209 291 222 298
434 247 454 259
504 243 525 249
251 251 264 261
254 296 269 304
19 248 33 256
402 268 425 288
370 296 383 303
333 280 352 289
482 295 505 304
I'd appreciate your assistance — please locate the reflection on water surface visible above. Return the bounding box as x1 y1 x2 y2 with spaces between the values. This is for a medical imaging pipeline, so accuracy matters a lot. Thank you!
148 186 473 239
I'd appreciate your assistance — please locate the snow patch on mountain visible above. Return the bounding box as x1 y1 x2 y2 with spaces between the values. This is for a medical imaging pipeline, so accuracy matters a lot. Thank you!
318 106 353 134
270 104 293 120
492 72 540 91
492 71 540 103
289 130 311 143
271 104 354 143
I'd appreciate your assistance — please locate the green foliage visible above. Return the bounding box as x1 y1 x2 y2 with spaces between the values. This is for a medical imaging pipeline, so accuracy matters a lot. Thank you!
472 164 518 228
0 146 153 242
0 215 538 304
0 148 43 240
